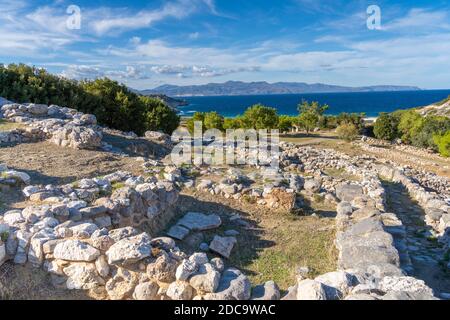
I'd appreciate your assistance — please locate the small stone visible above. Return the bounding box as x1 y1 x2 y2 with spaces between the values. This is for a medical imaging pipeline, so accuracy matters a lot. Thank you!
189 252 209 265
176 259 198 281
210 257 225 273
296 279 327 300
167 225 190 240
167 281 195 300
209 236 237 259
252 281 280 300
95 255 110 277
189 263 220 294
133 281 160 300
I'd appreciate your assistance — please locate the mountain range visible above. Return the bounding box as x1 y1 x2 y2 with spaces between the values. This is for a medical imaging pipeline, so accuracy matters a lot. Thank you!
140 81 421 97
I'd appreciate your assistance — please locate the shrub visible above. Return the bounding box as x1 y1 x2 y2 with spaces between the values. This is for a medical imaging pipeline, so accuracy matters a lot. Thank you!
433 131 450 157
397 110 423 144
336 123 359 142
374 113 399 140
0 63 180 135
410 115 450 150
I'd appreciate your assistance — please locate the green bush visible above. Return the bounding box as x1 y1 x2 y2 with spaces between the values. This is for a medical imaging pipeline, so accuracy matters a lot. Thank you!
336 123 359 142
223 117 243 130
410 115 450 150
374 113 399 140
186 112 206 134
241 104 279 130
0 63 179 135
433 131 450 157
204 111 224 131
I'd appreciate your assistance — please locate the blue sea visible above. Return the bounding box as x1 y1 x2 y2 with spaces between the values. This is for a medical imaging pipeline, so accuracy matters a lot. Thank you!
179 90 450 118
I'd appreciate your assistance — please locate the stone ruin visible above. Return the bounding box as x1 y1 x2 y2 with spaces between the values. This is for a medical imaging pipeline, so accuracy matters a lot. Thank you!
0 103 103 149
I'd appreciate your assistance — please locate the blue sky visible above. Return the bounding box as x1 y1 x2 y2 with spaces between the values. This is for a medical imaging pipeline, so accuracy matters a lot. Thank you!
1 0 450 90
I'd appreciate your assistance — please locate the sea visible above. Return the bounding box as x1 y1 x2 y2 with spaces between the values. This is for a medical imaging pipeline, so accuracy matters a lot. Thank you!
178 90 450 118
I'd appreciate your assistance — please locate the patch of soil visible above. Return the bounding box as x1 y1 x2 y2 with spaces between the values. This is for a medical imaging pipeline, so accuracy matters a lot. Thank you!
0 262 92 300
0 141 145 185
166 189 337 291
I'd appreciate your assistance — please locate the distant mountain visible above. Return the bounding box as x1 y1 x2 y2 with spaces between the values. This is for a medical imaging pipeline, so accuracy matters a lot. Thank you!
142 81 421 97
130 89 188 109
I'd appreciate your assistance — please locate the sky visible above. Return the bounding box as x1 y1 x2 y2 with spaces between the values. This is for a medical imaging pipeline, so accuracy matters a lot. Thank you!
1 0 450 90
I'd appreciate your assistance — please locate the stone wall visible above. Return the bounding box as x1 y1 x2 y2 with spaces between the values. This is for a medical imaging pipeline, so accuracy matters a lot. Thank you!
1 103 102 150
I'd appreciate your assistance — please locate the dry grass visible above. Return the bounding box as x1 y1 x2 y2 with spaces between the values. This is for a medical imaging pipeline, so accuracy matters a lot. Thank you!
0 263 91 300
176 189 337 292
0 119 25 132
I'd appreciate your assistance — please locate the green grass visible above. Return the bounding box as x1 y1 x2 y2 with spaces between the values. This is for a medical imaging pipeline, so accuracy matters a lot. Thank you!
227 214 337 291
1 231 9 242
0 119 24 132
111 182 126 191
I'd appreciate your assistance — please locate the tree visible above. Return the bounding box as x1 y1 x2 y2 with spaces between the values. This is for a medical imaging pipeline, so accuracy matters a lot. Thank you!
397 110 423 144
204 111 224 131
278 115 295 133
373 113 399 140
336 123 359 142
140 96 180 134
297 101 329 134
186 112 206 134
223 117 243 130
241 104 279 130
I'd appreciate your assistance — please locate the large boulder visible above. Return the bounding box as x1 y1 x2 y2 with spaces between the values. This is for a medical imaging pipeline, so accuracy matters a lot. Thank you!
206 268 251 300
177 212 222 231
296 279 327 300
379 276 435 297
54 240 100 262
336 184 364 202
189 263 220 294
106 233 152 266
304 179 321 193
64 262 105 290
147 254 178 283
50 126 102 150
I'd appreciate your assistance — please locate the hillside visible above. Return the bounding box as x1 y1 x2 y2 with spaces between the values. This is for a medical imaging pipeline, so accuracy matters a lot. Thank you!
418 96 450 118
144 81 421 97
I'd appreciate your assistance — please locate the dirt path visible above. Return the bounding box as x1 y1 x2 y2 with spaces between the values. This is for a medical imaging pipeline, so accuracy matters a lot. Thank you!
384 181 450 295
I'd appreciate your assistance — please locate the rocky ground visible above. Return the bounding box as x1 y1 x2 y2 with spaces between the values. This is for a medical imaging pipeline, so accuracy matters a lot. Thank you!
1 99 449 300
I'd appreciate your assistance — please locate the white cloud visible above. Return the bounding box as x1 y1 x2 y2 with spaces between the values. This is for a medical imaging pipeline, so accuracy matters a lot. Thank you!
89 0 217 35
384 8 450 32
